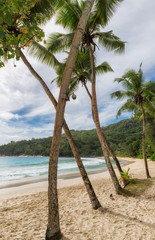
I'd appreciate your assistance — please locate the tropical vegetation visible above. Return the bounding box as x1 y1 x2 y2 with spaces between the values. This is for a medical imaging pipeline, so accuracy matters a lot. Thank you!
30 0 126 194
1 0 101 238
1 118 154 158
1 0 155 239
111 64 155 178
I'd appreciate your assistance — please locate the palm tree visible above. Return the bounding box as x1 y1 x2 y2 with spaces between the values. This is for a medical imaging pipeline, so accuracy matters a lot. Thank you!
44 1 96 239
47 49 126 186
45 0 125 236
1 0 98 238
43 0 125 193
19 48 101 212
111 64 155 178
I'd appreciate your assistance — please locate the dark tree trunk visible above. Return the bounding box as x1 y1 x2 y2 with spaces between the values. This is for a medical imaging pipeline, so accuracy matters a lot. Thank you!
84 81 126 186
88 44 122 194
20 1 95 238
18 48 101 211
141 104 151 178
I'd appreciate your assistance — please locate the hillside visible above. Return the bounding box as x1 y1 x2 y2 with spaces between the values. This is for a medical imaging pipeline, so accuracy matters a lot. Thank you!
0 118 150 158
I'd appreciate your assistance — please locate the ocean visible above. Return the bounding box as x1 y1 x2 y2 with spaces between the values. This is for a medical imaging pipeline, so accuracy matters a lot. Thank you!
0 156 113 188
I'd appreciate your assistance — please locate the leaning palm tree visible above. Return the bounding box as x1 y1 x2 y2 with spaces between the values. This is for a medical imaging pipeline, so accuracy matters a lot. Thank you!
43 0 125 193
111 64 155 178
1 0 99 238
44 1 125 236
47 49 126 185
44 1 96 239
19 49 101 211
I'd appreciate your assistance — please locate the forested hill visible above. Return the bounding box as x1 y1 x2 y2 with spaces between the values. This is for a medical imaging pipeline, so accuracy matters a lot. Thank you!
0 118 153 158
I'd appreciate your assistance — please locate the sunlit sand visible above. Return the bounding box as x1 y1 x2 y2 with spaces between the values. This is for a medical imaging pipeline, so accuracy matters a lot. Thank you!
0 158 155 240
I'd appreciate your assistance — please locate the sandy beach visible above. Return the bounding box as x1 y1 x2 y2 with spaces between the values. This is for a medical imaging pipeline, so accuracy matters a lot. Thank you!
0 157 155 240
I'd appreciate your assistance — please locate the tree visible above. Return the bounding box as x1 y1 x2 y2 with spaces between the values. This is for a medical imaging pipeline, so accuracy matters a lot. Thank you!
0 0 61 67
1 0 99 238
0 0 124 238
41 0 125 193
19 49 101 211
45 49 126 186
43 1 96 239
111 64 155 178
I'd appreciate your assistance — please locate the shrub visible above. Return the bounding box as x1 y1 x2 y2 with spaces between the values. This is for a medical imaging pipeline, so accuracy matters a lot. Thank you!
119 168 131 185
150 153 155 161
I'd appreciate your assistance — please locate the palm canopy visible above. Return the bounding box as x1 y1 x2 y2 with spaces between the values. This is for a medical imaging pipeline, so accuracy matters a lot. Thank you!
111 65 155 118
51 49 113 96
55 0 123 30
46 0 125 55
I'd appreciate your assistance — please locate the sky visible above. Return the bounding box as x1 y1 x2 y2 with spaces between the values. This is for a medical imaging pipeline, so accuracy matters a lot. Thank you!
0 0 155 145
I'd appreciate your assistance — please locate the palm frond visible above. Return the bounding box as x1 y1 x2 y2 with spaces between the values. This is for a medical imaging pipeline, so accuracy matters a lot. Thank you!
113 65 155 120
121 69 144 90
111 90 129 100
55 0 82 31
68 77 79 95
28 40 60 69
114 77 133 90
47 32 74 53
143 81 155 94
116 99 137 118
95 0 123 25
95 61 113 74
98 31 125 54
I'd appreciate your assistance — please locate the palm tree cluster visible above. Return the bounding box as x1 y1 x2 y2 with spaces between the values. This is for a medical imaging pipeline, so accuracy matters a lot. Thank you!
28 1 126 238
1 0 155 239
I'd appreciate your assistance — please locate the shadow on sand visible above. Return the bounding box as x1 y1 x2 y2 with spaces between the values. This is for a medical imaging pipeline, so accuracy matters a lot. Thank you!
61 236 70 240
98 207 155 229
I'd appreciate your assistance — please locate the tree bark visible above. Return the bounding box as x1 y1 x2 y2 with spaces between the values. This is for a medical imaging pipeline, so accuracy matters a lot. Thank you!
21 1 95 238
141 104 151 178
84 81 126 185
88 44 122 194
18 48 101 211
84 82 92 99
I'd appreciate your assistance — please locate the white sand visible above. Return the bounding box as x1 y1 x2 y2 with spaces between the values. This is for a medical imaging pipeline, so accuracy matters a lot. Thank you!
0 158 155 240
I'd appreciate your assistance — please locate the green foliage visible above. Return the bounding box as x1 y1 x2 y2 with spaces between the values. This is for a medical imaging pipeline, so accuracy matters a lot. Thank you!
0 0 42 66
45 0 125 59
111 65 155 117
0 119 150 157
0 0 60 67
119 168 131 184
150 153 155 161
125 178 152 196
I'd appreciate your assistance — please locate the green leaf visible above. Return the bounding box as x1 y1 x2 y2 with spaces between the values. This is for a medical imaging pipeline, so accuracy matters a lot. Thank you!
4 13 12 26
0 61 4 68
0 48 4 56
0 31 5 39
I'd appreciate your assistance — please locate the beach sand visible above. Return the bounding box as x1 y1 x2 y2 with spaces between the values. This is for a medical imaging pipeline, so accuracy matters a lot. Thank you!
0 158 155 240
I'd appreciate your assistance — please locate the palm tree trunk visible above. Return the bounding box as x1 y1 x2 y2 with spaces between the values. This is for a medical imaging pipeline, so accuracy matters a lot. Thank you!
84 82 92 99
18 48 101 210
44 1 95 238
46 2 96 236
141 104 151 178
88 44 122 194
84 82 126 185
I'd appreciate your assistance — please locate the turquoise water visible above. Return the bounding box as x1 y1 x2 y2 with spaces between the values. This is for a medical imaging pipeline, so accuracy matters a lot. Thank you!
0 156 107 186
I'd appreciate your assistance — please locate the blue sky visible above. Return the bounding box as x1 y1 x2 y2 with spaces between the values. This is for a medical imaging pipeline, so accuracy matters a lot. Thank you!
0 0 155 145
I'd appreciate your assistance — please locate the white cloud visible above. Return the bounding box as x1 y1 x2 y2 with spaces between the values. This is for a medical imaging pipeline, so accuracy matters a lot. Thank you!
0 0 155 145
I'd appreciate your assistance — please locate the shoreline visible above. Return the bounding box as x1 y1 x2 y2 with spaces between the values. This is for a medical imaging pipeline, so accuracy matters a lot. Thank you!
0 157 155 240
0 157 130 190
0 157 135 201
